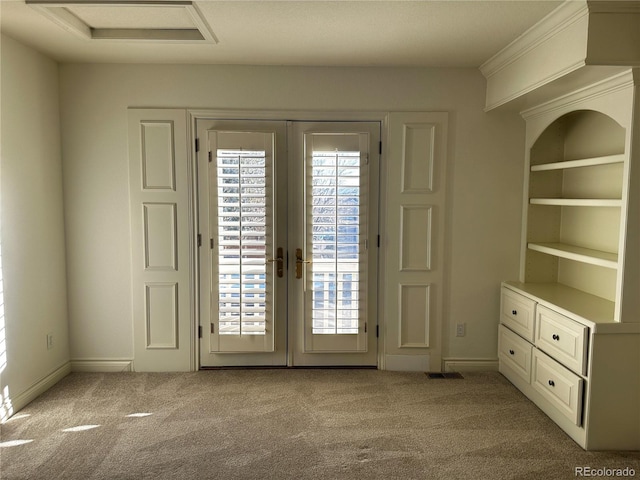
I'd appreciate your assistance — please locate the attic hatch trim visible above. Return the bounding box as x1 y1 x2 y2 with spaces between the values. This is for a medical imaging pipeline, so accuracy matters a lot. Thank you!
27 1 218 44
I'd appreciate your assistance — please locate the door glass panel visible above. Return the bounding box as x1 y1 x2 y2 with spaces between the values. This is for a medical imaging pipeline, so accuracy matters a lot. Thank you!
308 149 363 335
216 149 269 336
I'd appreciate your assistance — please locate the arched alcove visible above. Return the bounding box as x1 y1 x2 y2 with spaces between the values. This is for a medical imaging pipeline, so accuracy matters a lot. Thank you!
525 110 626 303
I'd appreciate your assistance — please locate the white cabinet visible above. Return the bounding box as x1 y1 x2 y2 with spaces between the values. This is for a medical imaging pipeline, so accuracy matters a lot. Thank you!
498 285 640 450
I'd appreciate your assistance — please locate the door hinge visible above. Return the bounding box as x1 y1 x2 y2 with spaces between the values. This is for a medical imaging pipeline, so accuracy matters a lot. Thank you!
376 325 379 338
197 234 202 247
377 235 380 248
379 141 382 155
211 323 215 334
195 138 200 152
210 238 214 249
364 322 367 333
198 325 202 338
208 151 212 163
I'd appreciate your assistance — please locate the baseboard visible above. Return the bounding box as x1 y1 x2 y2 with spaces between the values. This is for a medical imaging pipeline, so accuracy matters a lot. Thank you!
7 362 71 420
383 354 430 372
71 359 133 372
442 358 499 372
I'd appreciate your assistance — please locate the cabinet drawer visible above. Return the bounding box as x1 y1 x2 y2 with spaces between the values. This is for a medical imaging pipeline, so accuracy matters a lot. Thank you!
498 325 532 383
532 349 584 426
501 288 536 342
535 305 588 375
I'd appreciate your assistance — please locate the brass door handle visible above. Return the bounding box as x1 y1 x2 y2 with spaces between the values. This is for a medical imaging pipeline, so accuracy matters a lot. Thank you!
295 248 311 279
267 247 284 278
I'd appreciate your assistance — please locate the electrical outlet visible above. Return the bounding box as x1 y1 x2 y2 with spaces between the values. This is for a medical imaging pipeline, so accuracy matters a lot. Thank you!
456 323 465 337
47 334 54 350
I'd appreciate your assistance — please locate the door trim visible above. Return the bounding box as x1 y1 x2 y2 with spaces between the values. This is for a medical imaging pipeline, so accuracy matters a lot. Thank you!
189 109 390 370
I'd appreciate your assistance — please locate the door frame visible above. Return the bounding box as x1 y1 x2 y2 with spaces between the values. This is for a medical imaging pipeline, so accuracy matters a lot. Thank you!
188 109 390 370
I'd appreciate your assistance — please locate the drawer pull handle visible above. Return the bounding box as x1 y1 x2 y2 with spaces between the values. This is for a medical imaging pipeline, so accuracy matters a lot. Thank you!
511 310 517 315
552 334 560 341
509 349 515 355
548 380 555 387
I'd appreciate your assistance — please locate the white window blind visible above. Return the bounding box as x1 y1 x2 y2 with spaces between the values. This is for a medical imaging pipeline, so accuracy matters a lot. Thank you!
307 150 364 335
216 149 270 336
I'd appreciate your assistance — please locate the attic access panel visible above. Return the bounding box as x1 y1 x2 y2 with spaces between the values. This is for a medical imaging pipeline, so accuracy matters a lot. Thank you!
27 1 217 43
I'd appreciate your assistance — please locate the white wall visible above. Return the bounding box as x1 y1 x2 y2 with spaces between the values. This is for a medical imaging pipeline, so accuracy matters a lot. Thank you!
0 34 70 418
58 63 524 367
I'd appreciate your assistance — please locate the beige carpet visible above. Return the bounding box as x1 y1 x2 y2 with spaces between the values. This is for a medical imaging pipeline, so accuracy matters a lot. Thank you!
1 370 638 479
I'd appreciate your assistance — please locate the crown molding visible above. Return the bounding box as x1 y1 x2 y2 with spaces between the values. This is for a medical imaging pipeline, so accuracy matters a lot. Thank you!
520 68 635 120
483 59 587 112
480 1 588 79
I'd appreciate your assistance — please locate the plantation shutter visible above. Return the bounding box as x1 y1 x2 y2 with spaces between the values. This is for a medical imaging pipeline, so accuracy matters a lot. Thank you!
208 131 276 352
303 133 370 352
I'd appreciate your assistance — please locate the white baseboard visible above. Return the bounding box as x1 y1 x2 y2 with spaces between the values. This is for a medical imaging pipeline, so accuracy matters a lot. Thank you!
442 358 499 372
384 354 430 372
7 362 71 420
71 359 133 372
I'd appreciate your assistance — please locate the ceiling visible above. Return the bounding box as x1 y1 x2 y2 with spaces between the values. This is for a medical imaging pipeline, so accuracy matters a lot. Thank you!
0 0 564 67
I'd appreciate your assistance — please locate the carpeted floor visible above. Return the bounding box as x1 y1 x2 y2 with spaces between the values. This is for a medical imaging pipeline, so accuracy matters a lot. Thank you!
1 370 638 479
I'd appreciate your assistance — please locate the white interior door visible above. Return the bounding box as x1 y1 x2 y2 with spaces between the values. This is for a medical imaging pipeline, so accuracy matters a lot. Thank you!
288 122 380 366
198 119 379 367
197 120 288 367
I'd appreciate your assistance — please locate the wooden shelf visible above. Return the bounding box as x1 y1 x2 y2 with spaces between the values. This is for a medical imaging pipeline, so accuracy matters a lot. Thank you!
531 154 625 172
527 242 618 269
529 198 622 207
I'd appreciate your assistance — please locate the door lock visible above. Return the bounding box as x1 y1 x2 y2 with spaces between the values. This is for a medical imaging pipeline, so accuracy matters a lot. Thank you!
267 247 284 278
295 248 312 279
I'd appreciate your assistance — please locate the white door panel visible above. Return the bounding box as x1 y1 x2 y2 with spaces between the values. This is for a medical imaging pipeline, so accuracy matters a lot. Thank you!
383 112 448 371
128 109 193 372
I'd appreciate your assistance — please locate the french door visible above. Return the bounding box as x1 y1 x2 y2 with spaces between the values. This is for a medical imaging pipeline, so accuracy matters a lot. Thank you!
197 119 379 367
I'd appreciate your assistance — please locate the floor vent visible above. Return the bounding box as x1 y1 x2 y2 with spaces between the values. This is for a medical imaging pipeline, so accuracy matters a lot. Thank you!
425 372 464 379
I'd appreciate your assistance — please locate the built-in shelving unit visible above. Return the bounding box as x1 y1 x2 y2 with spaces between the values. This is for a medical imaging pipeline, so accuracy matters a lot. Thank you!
501 81 640 451
489 1 640 452
524 110 626 311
